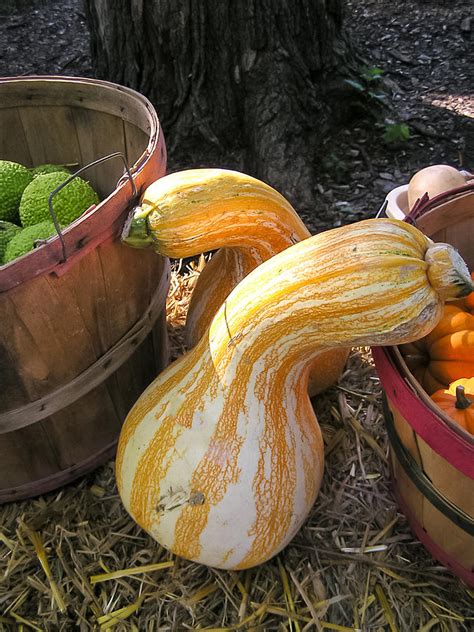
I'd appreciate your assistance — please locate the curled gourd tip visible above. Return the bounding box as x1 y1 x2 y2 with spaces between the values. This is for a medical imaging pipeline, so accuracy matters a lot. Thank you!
425 242 474 301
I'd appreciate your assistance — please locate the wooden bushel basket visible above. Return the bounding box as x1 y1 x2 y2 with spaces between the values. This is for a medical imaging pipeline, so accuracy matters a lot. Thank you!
0 76 170 503
372 182 474 586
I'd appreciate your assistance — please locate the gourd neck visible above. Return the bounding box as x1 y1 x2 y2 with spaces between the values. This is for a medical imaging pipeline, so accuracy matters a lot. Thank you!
206 220 473 376
121 169 310 257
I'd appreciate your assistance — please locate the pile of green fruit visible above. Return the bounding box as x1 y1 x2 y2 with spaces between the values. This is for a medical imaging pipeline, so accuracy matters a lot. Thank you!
0 160 99 265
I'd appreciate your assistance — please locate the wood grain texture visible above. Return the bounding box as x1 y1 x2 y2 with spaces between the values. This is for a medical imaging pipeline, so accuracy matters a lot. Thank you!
0 76 165 292
0 263 169 433
391 446 474 575
414 184 474 270
18 105 83 169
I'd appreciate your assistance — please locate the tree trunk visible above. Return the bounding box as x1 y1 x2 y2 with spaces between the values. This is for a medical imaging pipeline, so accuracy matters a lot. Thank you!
85 0 360 220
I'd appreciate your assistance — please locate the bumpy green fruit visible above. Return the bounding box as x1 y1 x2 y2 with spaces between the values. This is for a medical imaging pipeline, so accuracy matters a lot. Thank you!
3 220 59 263
0 160 33 222
0 220 22 263
30 163 71 179
19 172 99 227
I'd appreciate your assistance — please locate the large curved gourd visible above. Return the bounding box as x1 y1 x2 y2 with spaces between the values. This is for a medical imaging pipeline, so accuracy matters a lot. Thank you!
121 168 348 396
116 218 473 570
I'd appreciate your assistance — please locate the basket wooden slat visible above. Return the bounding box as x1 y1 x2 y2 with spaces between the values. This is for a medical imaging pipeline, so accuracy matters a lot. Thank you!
0 76 169 503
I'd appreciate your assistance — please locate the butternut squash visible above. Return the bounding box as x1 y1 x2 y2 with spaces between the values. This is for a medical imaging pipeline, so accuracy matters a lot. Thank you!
116 218 473 570
122 168 348 396
407 164 467 210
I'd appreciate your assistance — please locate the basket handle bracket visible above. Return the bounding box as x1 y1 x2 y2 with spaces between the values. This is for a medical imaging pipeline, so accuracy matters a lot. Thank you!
47 152 137 262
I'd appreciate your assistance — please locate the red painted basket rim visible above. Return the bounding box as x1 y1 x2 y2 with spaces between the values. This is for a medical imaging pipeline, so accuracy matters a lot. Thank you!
372 346 474 478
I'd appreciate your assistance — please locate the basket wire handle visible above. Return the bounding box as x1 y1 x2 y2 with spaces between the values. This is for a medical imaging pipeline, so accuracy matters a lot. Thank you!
375 199 388 219
47 151 137 262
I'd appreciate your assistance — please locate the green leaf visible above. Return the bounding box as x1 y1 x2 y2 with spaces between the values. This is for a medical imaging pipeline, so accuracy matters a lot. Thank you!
362 66 384 81
383 123 411 144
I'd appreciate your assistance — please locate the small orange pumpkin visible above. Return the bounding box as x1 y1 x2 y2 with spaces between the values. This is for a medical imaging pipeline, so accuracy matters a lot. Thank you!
431 378 474 434
466 292 474 313
399 303 474 394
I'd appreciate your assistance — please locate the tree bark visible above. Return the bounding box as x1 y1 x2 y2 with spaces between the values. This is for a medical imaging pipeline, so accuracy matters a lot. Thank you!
85 0 360 219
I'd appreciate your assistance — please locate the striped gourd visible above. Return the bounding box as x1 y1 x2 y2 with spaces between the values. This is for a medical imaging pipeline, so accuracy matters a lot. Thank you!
116 218 473 570
121 168 348 396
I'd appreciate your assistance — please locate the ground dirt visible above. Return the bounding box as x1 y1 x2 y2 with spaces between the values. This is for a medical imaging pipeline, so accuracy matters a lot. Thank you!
0 0 472 232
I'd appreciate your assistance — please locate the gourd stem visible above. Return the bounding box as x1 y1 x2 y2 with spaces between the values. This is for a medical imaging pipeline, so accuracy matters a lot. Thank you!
121 207 155 248
425 243 474 300
455 385 473 410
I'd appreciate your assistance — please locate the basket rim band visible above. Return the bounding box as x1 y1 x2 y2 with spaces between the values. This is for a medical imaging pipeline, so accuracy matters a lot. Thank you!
391 477 474 587
372 346 474 478
0 438 117 505
382 395 474 535
0 258 170 434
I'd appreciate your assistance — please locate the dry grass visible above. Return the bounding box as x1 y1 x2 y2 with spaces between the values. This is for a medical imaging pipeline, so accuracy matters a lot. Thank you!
1 259 473 631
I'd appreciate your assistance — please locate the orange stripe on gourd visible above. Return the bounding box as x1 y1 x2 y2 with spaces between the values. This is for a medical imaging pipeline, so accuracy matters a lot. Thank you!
233 348 324 569
172 333 312 565
140 175 306 257
185 247 259 344
115 350 207 462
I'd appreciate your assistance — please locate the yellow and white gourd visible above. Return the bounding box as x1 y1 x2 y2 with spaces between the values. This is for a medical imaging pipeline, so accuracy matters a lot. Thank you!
121 168 348 396
116 218 473 570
